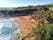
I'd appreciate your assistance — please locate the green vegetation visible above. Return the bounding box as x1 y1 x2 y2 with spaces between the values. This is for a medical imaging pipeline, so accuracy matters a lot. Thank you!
13 34 21 40
33 23 53 40
32 4 53 40
13 4 53 11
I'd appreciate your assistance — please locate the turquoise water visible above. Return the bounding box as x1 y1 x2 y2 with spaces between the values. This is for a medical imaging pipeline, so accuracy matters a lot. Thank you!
0 18 21 40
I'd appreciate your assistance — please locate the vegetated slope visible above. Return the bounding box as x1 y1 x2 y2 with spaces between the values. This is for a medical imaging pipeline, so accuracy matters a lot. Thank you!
15 4 53 40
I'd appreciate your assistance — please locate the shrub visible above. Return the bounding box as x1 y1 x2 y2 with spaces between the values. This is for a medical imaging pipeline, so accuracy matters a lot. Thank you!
33 23 53 40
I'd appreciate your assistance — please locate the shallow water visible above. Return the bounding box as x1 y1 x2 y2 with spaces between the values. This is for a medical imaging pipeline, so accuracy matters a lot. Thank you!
0 18 21 40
